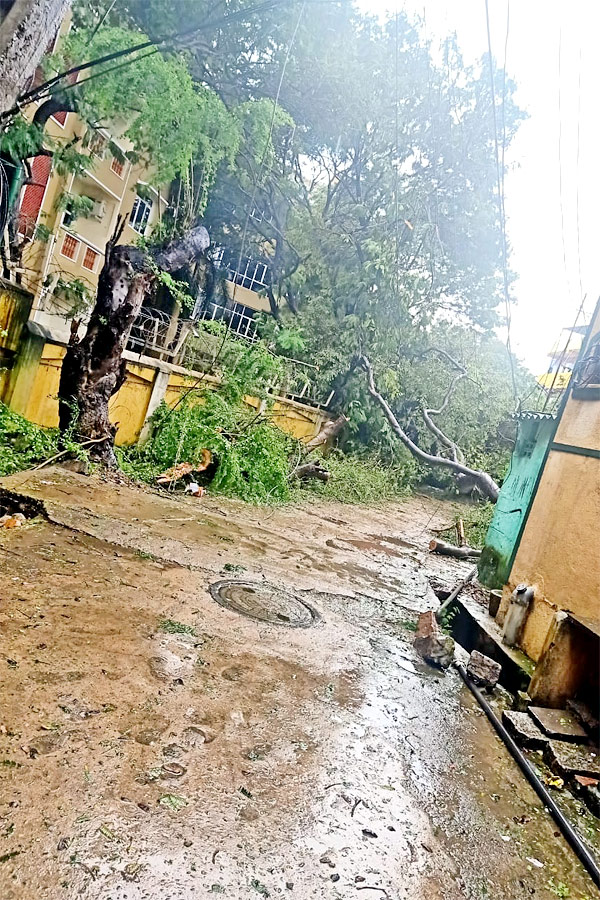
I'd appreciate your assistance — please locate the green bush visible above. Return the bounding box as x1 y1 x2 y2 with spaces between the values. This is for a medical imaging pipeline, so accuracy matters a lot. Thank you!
294 450 416 505
0 403 58 476
118 392 295 504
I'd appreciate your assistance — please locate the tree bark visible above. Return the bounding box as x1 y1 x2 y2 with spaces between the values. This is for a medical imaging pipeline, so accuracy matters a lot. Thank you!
0 0 72 114
359 355 500 503
429 538 481 559
58 224 209 465
305 413 348 451
291 460 330 482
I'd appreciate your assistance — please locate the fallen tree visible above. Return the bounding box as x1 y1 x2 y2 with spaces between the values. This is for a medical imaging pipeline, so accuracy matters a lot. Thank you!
58 222 210 465
359 355 500 503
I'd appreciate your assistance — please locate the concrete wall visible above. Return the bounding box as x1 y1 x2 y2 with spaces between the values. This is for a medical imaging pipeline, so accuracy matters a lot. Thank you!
0 332 331 448
501 301 600 663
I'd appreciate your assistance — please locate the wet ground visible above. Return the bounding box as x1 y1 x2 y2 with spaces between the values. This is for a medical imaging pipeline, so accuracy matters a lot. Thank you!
0 468 597 900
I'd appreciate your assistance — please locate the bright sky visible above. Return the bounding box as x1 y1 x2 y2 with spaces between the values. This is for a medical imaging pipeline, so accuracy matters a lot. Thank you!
357 0 600 374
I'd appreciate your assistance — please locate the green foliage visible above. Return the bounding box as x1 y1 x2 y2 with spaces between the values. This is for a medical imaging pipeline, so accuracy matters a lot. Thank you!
0 116 44 161
52 277 93 318
56 26 239 188
0 404 57 476
54 191 94 220
295 450 416 505
158 618 196 636
118 393 295 504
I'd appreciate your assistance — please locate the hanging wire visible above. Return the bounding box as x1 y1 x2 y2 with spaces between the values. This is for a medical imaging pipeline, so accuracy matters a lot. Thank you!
483 0 518 405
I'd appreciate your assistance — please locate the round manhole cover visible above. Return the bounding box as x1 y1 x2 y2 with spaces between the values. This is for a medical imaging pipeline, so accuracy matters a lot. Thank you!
209 579 317 627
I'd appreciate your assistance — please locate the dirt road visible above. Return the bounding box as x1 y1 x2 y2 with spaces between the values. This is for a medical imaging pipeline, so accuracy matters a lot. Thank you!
0 469 597 899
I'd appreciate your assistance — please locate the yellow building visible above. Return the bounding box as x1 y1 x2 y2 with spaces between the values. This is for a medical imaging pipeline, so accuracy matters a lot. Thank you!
0 14 333 446
496 299 600 709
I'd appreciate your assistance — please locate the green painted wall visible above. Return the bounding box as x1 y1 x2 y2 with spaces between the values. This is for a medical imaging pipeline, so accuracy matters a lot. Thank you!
478 416 556 589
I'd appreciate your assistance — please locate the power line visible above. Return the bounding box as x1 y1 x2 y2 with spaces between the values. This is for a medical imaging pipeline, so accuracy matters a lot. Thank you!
0 0 302 124
483 0 518 405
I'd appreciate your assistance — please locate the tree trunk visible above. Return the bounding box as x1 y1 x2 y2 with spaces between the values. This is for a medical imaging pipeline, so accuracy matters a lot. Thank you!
359 355 500 502
0 0 72 114
58 225 209 465
305 413 348 451
291 460 330 482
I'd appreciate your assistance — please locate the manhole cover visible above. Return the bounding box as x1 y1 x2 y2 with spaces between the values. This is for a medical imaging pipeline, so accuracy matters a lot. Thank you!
209 580 317 627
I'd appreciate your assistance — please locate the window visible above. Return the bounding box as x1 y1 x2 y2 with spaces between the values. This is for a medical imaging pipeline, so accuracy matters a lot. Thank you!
60 233 80 261
82 247 100 272
129 196 152 234
87 130 108 159
111 155 125 177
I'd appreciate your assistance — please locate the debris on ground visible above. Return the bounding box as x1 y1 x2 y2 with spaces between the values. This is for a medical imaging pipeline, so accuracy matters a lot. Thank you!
502 711 549 750
545 740 600 780
529 707 588 743
156 452 212 488
0 512 26 528
428 538 481 559
466 650 502 690
413 610 455 669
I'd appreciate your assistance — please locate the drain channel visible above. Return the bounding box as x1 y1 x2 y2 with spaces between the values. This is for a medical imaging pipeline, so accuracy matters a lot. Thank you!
209 579 317 627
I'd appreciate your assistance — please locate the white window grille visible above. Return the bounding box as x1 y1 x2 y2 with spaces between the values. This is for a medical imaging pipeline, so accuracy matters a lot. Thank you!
212 246 270 294
130 196 153 234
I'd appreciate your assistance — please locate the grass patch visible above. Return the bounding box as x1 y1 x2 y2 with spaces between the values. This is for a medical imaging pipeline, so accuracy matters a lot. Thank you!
158 618 196 636
295 451 416 505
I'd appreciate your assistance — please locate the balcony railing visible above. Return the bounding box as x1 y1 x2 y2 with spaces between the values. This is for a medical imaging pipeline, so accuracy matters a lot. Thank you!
197 300 258 342
126 307 334 410
212 246 270 294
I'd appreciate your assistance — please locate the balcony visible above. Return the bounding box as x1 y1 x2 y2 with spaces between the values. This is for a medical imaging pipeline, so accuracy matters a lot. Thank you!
126 307 334 410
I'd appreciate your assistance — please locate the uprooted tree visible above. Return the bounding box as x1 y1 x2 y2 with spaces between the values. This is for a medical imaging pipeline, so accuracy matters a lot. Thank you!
359 355 501 503
58 223 209 465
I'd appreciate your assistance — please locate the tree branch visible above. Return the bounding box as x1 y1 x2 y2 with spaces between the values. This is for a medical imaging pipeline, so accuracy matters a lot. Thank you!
359 355 500 502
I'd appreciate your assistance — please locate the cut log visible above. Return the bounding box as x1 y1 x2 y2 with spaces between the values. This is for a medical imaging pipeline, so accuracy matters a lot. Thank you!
456 518 466 547
429 539 481 559
305 414 348 451
292 460 330 483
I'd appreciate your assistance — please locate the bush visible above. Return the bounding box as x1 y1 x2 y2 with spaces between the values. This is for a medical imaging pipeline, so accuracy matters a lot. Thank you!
0 403 58 476
118 392 295 504
295 450 416 505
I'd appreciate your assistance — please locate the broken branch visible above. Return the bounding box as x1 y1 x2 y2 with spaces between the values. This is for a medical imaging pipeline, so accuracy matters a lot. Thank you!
359 356 499 502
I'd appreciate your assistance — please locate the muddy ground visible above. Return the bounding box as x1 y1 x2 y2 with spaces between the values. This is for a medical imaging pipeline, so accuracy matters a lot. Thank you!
0 468 597 900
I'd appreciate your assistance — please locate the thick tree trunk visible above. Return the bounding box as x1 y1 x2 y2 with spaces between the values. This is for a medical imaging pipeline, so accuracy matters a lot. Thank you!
0 0 72 114
359 355 500 503
58 225 209 465
305 413 348 451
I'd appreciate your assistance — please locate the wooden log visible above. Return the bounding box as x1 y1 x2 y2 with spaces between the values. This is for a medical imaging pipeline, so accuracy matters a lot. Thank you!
456 518 466 547
292 461 330 482
429 538 481 559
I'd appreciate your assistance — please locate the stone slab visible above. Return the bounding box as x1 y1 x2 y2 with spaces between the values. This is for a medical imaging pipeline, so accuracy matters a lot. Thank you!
567 698 600 742
502 710 548 750
545 740 600 780
467 650 502 689
529 707 588 743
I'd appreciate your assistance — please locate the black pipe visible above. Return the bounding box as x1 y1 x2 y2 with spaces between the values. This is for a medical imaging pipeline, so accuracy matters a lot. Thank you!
455 664 600 889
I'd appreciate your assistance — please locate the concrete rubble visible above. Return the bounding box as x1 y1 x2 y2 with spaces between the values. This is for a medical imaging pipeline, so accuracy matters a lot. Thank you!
413 610 455 669
466 649 502 690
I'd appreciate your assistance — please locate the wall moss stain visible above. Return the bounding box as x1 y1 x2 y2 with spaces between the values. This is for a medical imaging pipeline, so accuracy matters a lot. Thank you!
478 417 556 589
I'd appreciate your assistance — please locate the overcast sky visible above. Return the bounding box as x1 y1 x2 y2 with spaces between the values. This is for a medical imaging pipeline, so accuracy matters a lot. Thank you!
357 0 599 374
